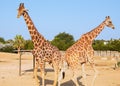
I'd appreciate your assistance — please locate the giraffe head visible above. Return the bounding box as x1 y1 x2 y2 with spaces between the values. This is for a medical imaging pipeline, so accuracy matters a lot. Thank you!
17 3 28 18
104 16 115 29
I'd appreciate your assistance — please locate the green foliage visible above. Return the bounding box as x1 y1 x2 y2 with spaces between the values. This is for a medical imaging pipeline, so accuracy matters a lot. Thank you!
93 40 105 50
1 33 120 52
93 39 120 52
5 39 14 44
0 37 5 44
24 40 33 50
107 39 120 52
51 32 75 50
13 35 25 51
0 46 14 53
0 38 14 52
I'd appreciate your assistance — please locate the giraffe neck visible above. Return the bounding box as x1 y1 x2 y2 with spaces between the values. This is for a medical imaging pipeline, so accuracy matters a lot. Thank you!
85 21 105 41
22 11 46 47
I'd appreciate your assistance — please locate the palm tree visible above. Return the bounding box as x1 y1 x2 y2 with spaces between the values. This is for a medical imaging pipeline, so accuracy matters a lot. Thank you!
13 35 25 76
13 35 25 54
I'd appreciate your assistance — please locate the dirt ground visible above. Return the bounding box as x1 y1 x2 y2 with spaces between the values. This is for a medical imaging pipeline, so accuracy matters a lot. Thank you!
0 52 120 86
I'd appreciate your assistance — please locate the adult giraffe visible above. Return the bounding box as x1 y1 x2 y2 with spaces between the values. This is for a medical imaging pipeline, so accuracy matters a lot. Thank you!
65 16 115 86
17 3 64 86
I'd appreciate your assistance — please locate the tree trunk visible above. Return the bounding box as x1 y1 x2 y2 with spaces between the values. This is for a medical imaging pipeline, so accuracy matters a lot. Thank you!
18 47 21 76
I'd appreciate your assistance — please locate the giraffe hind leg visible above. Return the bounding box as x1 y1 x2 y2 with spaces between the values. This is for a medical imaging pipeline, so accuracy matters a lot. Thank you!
81 63 87 86
89 61 99 86
71 70 80 86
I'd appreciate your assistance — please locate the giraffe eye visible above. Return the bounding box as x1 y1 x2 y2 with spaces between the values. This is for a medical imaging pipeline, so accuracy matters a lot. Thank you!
109 21 112 23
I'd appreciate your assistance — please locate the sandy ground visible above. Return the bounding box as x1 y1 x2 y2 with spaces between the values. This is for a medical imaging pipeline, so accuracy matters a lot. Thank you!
0 52 120 86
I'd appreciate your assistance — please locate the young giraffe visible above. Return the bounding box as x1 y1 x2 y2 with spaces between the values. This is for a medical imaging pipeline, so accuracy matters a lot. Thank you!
65 16 115 86
17 3 64 86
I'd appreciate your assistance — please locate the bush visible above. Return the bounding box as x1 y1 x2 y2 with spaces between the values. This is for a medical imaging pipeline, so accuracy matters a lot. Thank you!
0 37 5 44
0 46 14 53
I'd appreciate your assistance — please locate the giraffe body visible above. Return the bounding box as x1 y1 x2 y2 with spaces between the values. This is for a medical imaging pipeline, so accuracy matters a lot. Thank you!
65 16 115 86
17 3 64 86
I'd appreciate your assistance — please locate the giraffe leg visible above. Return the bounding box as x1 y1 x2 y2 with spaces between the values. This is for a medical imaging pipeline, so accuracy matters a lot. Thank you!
81 63 87 86
41 70 45 86
58 70 61 86
87 48 98 86
33 61 40 86
71 70 79 86
89 62 98 86
53 63 59 86
53 69 58 86
40 62 45 86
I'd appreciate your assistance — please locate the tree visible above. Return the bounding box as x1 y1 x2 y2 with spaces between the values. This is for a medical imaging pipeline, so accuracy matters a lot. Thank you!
0 46 13 53
93 40 105 50
24 40 33 50
13 35 25 54
0 37 5 44
6 39 14 44
107 39 120 51
51 32 75 50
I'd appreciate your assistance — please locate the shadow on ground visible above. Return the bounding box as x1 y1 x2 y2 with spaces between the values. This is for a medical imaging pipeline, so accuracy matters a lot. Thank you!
22 68 85 86
37 76 85 86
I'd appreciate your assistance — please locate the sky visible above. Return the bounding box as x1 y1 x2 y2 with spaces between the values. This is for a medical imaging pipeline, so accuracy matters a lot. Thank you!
0 0 120 41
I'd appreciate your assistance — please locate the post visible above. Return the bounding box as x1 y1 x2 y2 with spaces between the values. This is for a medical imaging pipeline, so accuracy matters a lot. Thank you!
19 52 22 76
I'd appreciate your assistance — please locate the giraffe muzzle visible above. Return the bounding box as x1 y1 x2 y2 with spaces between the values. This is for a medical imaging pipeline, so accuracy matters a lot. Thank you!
112 27 115 29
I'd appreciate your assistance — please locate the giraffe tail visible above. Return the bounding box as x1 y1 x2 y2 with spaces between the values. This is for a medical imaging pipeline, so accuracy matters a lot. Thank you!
58 68 65 82
58 68 65 86
61 61 67 79
61 68 65 79
58 61 67 80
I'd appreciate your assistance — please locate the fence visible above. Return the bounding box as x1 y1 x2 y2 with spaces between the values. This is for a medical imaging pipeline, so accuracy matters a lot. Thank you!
94 51 120 58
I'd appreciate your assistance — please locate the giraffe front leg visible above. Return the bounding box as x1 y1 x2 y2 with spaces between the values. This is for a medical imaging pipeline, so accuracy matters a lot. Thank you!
33 61 40 86
53 68 59 86
40 62 45 86
57 70 62 86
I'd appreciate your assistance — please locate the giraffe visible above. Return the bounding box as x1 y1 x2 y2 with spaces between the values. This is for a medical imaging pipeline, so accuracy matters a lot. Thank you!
17 3 65 86
65 16 115 86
